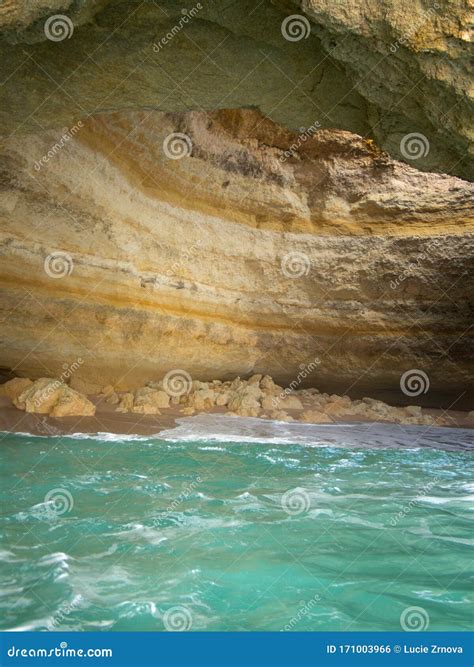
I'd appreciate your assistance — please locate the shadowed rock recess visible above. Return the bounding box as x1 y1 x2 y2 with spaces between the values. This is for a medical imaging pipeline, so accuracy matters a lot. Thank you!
0 1 473 409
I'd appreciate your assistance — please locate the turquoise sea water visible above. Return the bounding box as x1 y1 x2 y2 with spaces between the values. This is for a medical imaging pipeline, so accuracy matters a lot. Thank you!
0 419 472 632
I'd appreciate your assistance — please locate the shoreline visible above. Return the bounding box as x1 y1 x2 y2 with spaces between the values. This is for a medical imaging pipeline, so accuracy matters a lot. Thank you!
0 396 472 439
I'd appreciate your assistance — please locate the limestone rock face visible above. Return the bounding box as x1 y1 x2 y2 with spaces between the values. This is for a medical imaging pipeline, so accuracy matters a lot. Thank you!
0 108 472 409
0 0 472 178
0 0 472 410
300 0 474 177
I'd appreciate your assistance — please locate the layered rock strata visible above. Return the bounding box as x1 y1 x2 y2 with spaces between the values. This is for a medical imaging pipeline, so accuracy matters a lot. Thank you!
0 109 472 408
0 0 472 178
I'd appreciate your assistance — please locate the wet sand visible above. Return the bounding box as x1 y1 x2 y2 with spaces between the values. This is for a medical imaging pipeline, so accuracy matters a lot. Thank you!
0 396 471 438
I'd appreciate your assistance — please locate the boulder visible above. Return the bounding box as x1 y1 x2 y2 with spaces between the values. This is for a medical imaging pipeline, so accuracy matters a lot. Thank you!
192 381 209 391
235 407 260 417
11 378 95 417
405 405 422 417
69 377 103 395
279 395 304 410
0 377 33 402
49 386 96 417
14 378 64 413
105 392 120 405
189 389 217 411
216 392 231 407
269 410 293 422
265 393 304 411
98 384 115 398
116 392 134 413
260 375 283 394
132 404 161 415
261 395 279 411
134 387 170 409
228 384 262 413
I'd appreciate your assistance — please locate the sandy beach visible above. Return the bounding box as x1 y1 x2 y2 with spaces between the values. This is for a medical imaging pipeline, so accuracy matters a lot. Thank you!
1 395 471 439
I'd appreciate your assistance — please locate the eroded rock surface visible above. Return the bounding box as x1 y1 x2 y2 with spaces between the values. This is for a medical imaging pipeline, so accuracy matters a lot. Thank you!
0 0 472 178
0 2 472 410
0 108 472 408
3 377 96 416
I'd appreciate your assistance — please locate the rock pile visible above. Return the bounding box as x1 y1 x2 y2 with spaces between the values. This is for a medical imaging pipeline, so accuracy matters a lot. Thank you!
109 374 454 427
0 374 465 427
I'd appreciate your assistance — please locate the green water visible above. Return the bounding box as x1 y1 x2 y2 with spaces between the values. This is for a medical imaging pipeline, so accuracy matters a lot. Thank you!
0 426 472 632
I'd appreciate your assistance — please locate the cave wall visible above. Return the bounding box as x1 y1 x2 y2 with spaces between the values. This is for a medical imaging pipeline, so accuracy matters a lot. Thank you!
0 1 473 408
